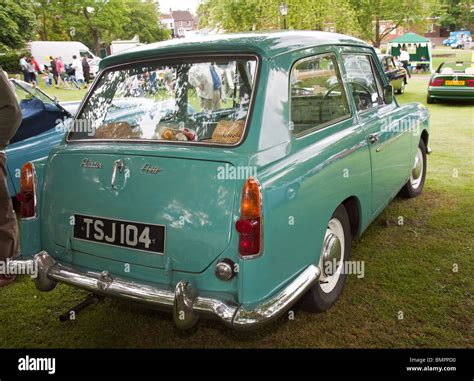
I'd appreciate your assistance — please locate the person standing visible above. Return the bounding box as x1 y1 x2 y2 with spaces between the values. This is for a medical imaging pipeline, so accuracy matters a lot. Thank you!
56 57 65 87
188 63 223 112
82 56 91 84
30 56 41 84
399 47 411 79
50 56 59 87
27 58 37 85
71 55 86 88
19 56 28 82
0 69 22 287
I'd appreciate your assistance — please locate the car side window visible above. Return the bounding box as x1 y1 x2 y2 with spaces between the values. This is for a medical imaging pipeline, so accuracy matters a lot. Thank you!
343 54 383 112
290 54 350 135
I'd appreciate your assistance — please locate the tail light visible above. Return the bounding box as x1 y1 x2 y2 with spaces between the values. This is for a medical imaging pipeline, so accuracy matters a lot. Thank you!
17 162 36 218
466 79 474 87
430 78 444 86
235 177 262 257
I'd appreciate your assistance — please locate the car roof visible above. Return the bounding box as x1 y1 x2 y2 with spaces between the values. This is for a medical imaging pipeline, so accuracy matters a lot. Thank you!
100 31 369 69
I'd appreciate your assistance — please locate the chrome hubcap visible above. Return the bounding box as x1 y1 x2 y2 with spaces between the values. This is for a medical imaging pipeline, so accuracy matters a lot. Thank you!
319 218 345 293
410 148 424 189
322 233 342 277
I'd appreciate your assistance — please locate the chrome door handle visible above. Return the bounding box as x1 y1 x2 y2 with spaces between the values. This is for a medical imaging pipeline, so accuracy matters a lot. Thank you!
111 159 124 190
368 133 380 144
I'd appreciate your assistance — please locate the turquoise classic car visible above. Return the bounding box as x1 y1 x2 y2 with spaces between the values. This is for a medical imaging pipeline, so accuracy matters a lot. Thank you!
11 32 430 330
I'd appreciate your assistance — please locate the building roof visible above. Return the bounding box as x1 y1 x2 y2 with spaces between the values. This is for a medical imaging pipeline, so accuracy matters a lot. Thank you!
160 13 172 19
100 31 369 69
171 10 194 22
389 32 431 44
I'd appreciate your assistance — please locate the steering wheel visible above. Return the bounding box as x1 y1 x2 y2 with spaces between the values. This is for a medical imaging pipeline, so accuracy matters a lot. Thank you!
319 83 344 123
349 82 373 111
292 86 314 96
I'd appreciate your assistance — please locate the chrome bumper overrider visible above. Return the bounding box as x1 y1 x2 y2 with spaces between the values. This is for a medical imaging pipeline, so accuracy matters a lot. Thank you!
9 252 321 330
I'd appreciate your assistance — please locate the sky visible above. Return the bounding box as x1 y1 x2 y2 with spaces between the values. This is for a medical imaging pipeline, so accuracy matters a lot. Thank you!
158 0 201 14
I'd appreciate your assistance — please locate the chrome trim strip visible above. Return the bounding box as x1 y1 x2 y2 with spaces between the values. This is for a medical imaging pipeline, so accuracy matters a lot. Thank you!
374 129 409 153
9 252 320 330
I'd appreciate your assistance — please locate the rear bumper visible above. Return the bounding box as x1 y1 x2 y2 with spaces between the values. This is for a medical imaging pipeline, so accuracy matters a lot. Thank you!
8 252 321 330
428 87 474 100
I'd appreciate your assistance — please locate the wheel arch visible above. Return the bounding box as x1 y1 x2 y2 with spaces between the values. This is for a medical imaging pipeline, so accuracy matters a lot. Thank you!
420 129 429 148
341 196 361 240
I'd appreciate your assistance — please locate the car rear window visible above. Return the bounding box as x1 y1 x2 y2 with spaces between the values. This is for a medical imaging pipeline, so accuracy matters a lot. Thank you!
68 56 257 145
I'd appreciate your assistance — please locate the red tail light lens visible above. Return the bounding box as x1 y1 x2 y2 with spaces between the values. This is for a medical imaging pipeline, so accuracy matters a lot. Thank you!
17 162 36 218
466 79 474 87
430 78 444 87
236 177 262 257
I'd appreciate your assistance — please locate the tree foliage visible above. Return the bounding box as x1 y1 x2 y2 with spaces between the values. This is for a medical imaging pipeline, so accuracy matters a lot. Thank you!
349 0 440 47
198 0 442 47
0 0 37 51
32 0 169 54
198 0 360 35
122 0 170 43
438 0 473 30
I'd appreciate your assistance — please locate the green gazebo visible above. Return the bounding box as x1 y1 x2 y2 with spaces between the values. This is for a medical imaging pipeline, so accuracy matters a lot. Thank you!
387 32 432 72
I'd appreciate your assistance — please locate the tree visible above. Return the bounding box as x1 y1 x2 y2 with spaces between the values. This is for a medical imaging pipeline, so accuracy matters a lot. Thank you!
0 0 37 51
348 0 440 47
197 0 360 35
62 0 129 55
34 0 69 41
122 0 170 43
32 0 169 53
439 0 473 30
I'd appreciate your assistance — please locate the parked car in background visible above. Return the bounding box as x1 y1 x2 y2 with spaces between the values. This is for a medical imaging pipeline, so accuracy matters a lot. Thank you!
450 40 465 49
378 54 408 94
12 32 430 330
427 61 474 103
6 79 80 197
442 30 472 47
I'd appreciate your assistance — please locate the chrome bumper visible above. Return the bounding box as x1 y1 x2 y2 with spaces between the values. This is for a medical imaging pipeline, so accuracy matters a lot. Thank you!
9 252 321 330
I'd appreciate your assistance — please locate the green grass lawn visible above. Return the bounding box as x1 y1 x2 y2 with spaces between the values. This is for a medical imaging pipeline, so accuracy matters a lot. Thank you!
0 74 472 348
8 72 88 102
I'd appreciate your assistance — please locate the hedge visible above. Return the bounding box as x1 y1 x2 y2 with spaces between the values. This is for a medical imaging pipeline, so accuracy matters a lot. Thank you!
0 51 29 74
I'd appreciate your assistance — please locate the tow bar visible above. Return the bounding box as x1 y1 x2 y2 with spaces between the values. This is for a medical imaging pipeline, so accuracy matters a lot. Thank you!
59 293 103 322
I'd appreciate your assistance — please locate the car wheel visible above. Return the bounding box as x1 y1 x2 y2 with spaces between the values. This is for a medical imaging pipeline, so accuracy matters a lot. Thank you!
400 139 427 198
300 204 352 312
427 95 435 104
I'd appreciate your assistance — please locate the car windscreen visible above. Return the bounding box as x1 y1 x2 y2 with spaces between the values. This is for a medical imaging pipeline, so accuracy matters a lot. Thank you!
68 56 257 145
438 61 474 74
12 80 57 107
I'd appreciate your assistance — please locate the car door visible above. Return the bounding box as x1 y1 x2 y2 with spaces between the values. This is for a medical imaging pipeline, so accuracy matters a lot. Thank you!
342 52 412 214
